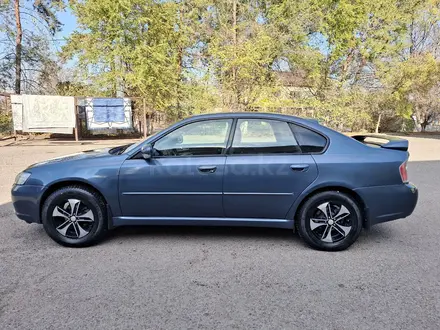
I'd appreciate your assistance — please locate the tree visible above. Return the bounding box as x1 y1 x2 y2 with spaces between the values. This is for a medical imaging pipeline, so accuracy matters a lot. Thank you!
59 0 440 132
265 0 440 131
202 1 282 111
268 0 415 91
0 0 64 93
382 54 440 132
63 0 181 110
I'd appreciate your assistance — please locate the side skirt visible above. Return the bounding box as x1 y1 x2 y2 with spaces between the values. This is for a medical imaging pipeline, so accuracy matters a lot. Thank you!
112 216 294 229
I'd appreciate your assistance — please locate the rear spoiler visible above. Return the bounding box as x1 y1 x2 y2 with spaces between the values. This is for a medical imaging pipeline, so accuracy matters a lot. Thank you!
351 134 408 151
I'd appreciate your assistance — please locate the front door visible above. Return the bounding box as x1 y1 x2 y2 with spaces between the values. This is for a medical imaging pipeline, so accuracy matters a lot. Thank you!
119 119 233 218
223 118 318 219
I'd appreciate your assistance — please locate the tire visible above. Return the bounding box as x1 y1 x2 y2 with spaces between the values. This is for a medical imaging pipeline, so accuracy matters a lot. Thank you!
41 185 107 247
295 191 363 251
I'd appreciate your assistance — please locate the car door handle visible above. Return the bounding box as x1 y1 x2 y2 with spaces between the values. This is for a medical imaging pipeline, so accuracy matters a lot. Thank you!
290 164 309 172
198 166 217 173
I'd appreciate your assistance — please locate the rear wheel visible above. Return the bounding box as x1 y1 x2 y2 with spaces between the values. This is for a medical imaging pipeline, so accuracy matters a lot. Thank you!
296 191 363 251
41 186 107 247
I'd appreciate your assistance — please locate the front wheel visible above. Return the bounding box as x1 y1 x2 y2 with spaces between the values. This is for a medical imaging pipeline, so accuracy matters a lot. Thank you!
296 191 363 251
41 186 107 247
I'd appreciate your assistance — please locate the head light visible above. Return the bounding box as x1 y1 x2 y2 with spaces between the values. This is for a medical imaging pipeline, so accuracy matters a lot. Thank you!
15 172 31 185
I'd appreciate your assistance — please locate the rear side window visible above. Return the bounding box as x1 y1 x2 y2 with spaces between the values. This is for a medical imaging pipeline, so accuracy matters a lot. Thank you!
291 124 327 153
231 119 301 155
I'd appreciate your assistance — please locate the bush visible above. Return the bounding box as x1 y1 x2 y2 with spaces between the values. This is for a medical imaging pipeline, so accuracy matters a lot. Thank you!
0 113 13 135
380 116 415 133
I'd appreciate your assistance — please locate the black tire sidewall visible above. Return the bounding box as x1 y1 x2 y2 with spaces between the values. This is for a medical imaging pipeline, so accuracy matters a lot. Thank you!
42 187 106 247
297 191 362 251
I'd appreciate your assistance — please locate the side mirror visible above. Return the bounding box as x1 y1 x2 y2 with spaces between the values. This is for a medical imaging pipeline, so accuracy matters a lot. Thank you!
141 144 154 160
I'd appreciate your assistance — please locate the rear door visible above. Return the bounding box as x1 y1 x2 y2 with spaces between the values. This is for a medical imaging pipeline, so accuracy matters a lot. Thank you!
223 118 318 219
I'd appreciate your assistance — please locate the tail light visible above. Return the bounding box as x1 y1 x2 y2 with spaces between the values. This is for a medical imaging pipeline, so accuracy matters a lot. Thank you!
399 161 408 183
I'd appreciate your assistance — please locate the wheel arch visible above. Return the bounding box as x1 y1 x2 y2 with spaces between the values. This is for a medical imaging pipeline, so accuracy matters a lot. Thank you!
39 180 113 226
291 186 368 227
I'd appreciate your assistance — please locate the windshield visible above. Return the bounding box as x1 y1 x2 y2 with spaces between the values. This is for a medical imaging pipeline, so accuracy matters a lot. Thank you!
108 142 140 155
122 141 142 154
108 127 171 155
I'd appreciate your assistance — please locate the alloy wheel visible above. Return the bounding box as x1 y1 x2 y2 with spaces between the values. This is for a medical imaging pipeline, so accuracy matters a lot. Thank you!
52 199 95 239
309 202 352 243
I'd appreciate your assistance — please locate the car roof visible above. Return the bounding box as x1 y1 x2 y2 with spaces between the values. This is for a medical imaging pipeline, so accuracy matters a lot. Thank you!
182 112 321 128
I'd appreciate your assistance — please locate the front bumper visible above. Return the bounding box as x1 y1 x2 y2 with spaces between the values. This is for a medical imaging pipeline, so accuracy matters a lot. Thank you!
354 183 418 226
11 184 45 224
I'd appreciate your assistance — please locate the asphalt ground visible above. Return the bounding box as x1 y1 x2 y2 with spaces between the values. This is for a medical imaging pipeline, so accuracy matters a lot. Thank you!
1 137 439 330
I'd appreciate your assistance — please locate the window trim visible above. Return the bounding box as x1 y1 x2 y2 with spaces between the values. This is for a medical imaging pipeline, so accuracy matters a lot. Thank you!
224 118 238 155
130 116 329 159
141 118 234 159
289 122 329 155
226 118 303 156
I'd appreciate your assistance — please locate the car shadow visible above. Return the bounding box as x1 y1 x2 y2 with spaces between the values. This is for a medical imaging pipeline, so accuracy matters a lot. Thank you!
1 200 398 250
104 225 297 243
103 222 396 245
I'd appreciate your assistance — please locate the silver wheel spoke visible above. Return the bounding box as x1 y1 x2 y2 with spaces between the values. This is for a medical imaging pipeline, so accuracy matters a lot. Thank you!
334 214 349 222
334 205 350 222
317 202 332 219
57 222 73 236
311 202 353 244
73 222 89 238
53 199 94 239
310 218 327 230
321 225 333 243
334 224 351 236
77 209 94 221
72 221 80 237
56 219 70 230
53 206 70 219
67 199 81 216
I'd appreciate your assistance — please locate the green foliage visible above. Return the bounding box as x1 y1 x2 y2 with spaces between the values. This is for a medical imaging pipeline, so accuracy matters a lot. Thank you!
54 0 440 131
206 1 281 110
0 0 65 93
381 54 440 130
63 0 180 109
0 112 12 135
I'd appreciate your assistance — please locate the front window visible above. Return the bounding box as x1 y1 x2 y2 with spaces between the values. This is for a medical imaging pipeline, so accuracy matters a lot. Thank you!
231 119 301 154
154 119 232 156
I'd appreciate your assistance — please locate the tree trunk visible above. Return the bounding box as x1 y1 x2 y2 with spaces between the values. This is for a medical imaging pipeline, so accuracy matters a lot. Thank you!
149 112 154 134
375 113 382 134
232 0 238 111
14 0 22 94
353 57 367 84
142 98 147 138
176 4 183 119
419 113 433 132
411 112 422 132
176 45 183 119
110 60 116 97
409 20 415 56
146 114 151 135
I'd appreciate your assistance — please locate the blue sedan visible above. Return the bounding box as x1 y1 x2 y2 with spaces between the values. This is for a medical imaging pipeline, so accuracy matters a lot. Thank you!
11 113 418 251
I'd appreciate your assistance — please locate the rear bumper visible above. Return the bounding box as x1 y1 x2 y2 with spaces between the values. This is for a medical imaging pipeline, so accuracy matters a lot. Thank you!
11 184 44 224
354 183 418 226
